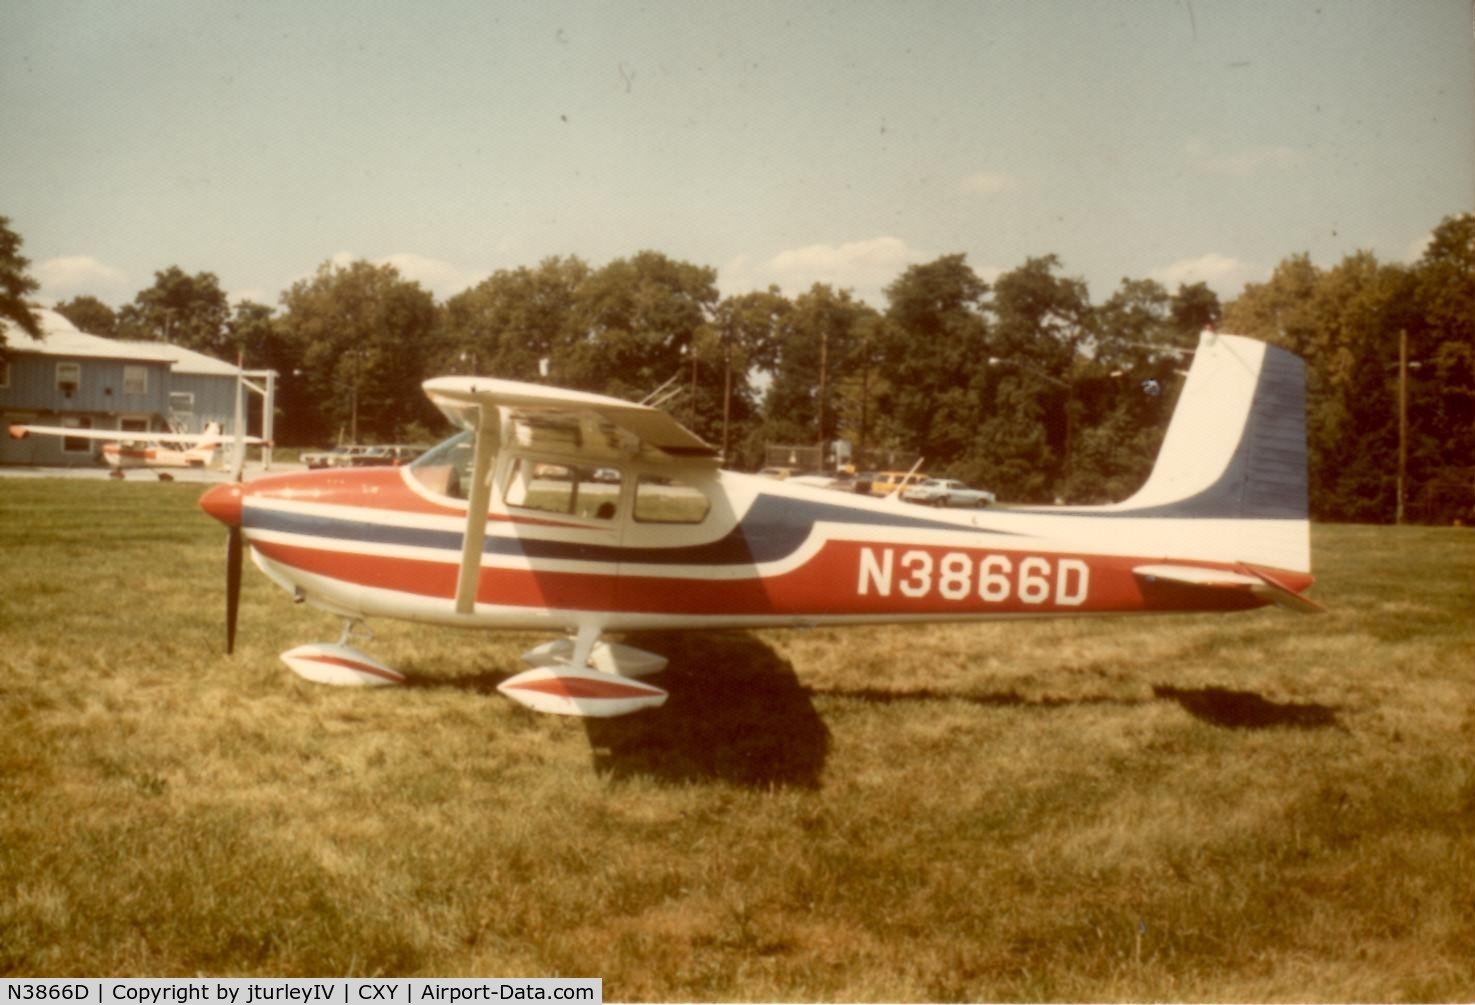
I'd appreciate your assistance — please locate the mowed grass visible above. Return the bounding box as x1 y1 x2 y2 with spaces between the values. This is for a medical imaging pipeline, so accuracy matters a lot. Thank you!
1 478 1472 1000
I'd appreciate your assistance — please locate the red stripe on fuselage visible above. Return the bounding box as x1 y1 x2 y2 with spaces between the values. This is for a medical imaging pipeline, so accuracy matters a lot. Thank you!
250 536 1289 619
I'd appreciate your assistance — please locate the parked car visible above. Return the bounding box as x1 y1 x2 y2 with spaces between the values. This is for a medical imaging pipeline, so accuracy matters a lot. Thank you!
349 444 428 466
902 477 997 508
301 445 357 469
858 470 930 497
303 444 427 469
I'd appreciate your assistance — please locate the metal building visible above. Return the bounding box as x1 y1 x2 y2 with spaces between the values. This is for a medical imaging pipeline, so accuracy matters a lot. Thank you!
1 309 274 468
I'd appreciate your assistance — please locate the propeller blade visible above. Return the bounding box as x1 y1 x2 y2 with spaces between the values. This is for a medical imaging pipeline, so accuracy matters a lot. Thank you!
226 525 242 654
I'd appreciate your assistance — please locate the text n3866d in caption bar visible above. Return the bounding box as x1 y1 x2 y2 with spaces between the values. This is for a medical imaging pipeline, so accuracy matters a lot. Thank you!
2 980 600 1005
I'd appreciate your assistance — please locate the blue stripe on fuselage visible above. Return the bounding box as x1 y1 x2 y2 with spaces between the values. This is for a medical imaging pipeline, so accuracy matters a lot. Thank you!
244 492 1019 567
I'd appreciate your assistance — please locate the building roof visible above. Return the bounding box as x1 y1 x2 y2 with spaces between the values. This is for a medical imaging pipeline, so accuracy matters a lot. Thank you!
142 342 242 377
3 309 179 364
3 308 241 376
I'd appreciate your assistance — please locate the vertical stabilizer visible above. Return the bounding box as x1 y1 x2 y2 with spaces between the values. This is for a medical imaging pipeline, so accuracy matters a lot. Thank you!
1118 331 1307 521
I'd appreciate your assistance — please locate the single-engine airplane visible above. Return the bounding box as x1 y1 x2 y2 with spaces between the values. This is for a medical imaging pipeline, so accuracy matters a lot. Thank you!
200 330 1322 717
8 421 266 478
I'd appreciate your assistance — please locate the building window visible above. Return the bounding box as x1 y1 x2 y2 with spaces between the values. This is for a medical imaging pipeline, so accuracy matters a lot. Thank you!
56 362 80 398
123 366 147 395
62 416 92 453
168 391 194 413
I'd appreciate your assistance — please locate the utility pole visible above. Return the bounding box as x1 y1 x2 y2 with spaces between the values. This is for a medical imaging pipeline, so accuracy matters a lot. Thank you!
1397 328 1408 525
816 324 829 469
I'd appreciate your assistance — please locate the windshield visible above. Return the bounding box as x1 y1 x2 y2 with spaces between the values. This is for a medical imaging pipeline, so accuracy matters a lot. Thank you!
407 430 476 499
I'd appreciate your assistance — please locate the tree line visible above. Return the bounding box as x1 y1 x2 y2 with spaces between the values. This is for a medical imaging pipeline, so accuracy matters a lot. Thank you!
3 213 1471 523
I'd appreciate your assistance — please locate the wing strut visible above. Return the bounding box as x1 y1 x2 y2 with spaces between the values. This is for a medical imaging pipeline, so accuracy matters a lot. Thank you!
454 406 500 615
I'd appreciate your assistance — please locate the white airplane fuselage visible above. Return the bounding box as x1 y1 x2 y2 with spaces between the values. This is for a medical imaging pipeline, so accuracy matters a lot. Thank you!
201 442 1310 636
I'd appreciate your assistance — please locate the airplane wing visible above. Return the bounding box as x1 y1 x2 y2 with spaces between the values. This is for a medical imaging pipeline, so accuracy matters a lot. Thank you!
8 424 268 445
421 376 719 462
421 376 719 615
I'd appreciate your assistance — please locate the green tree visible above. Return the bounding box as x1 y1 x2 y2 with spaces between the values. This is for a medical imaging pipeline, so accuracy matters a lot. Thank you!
53 295 117 337
116 266 230 355
1169 281 1221 337
0 216 41 352
712 288 791 462
1075 278 1185 502
876 254 990 475
979 255 1093 501
561 251 719 403
277 259 439 445
763 283 874 461
438 256 590 381
1406 213 1475 522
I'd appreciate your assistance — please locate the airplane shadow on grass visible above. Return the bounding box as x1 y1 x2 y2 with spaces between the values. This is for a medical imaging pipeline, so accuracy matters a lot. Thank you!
583 631 830 790
1152 685 1341 730
410 638 1338 790
825 682 1342 731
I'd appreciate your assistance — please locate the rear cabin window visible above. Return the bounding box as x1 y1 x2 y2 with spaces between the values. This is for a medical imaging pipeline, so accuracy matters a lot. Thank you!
505 458 622 520
634 475 710 524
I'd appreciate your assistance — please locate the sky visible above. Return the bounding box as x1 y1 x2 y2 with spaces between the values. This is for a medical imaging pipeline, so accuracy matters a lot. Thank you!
3 0 1472 313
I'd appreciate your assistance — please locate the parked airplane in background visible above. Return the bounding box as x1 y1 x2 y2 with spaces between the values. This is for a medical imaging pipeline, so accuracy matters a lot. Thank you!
8 421 268 478
200 330 1321 717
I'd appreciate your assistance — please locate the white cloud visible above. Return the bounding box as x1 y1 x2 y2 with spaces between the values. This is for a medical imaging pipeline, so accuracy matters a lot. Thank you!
228 288 271 307
377 252 489 300
722 236 934 306
959 171 1019 194
1185 137 1303 177
1149 252 1264 295
1401 230 1434 264
34 255 130 302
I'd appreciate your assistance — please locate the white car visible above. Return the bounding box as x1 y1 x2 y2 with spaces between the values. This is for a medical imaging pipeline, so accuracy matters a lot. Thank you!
902 478 996 508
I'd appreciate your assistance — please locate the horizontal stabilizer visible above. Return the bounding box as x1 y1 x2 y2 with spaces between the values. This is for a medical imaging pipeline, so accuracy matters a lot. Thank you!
498 666 668 717
1133 564 1324 614
1240 563 1327 614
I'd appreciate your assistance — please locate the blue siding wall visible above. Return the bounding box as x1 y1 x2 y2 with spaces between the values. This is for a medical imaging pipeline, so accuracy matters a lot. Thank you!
169 373 242 433
1 353 171 415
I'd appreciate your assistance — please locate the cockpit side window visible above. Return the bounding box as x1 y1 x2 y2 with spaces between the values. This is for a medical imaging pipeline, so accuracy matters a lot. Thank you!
407 431 478 500
504 457 622 520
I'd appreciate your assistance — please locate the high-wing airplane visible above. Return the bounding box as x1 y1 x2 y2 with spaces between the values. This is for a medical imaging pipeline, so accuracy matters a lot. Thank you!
200 330 1321 717
8 421 267 478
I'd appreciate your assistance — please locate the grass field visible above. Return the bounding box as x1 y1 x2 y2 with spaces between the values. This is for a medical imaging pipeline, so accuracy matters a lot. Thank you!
1 478 1472 1000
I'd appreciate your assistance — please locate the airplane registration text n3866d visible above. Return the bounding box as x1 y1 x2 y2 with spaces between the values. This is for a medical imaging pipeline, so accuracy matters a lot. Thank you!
857 547 1090 606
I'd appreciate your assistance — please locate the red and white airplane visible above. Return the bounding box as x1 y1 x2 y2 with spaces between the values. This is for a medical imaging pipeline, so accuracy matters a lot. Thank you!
8 421 266 478
200 330 1321 717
